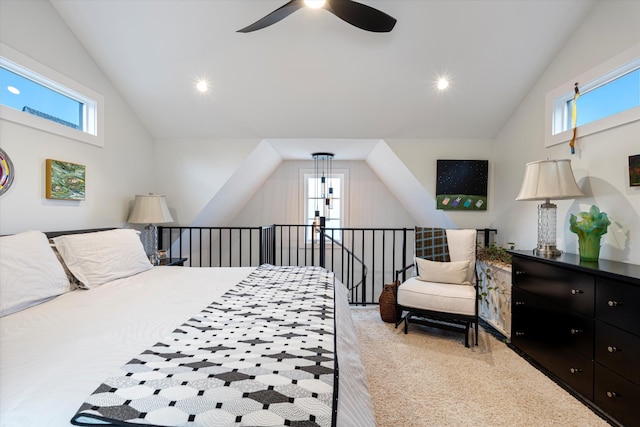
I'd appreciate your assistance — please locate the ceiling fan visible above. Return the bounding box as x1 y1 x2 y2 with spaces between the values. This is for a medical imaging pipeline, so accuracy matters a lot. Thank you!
237 0 397 33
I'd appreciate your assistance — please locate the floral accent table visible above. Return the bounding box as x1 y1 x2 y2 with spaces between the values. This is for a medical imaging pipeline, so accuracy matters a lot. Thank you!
476 260 512 340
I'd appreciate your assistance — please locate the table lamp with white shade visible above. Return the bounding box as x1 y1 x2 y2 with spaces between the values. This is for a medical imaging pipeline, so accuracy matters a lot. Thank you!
127 194 174 264
516 159 584 257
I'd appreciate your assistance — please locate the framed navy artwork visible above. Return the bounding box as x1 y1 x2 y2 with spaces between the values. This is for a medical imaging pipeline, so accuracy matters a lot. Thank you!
436 160 488 211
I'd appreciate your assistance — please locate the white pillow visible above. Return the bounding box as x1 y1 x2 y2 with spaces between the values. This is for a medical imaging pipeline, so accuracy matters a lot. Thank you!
52 229 152 289
0 230 71 316
415 257 471 285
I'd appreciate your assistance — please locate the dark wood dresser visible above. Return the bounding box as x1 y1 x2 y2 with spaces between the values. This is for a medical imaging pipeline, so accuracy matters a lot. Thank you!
510 250 640 427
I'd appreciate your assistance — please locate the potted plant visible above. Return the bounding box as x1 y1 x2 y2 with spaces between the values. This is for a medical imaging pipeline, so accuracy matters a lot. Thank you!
476 242 515 340
477 242 514 265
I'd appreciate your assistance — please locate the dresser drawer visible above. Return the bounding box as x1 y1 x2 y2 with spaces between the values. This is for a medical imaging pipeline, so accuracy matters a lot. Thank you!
596 277 640 336
513 257 594 317
595 364 640 427
551 350 594 401
512 294 593 400
596 321 640 386
512 287 594 358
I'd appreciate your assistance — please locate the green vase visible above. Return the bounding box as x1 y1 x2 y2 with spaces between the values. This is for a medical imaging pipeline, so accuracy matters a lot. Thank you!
578 233 602 262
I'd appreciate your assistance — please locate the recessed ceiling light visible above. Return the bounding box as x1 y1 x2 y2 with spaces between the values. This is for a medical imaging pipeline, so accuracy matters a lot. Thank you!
196 80 209 93
7 86 20 95
304 0 326 9
437 78 449 91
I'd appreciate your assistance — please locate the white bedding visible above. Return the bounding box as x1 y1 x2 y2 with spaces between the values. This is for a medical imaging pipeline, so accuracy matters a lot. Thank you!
0 266 375 426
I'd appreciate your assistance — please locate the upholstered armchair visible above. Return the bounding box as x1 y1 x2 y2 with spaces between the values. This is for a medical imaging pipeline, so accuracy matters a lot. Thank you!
394 228 478 347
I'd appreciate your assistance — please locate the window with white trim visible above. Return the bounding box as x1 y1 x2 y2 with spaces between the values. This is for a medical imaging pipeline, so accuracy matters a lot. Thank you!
0 43 104 147
304 172 344 243
545 43 640 148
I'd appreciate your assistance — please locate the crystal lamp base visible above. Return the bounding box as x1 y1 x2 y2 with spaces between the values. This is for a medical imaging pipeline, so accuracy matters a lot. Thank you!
535 201 561 257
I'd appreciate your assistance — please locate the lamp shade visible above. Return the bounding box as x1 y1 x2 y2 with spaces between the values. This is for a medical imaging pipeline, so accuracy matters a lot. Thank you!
127 194 174 224
516 159 584 201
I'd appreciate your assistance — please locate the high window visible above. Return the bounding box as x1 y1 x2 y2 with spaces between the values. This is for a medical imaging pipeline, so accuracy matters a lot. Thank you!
0 66 85 130
565 68 639 129
545 44 640 148
0 43 104 147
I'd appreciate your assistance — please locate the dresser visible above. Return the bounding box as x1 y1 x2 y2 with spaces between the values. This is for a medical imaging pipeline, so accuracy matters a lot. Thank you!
510 251 640 427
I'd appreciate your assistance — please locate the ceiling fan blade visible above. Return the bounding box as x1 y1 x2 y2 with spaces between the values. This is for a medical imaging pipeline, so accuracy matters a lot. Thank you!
237 0 304 33
326 0 396 32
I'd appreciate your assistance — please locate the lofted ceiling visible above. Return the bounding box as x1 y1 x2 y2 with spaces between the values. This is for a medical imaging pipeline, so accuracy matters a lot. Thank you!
50 0 596 146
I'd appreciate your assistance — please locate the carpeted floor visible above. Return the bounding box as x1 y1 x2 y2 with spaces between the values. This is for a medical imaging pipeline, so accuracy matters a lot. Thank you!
350 306 610 427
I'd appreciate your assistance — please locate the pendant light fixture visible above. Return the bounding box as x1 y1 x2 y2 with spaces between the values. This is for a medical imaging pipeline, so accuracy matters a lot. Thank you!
312 152 334 227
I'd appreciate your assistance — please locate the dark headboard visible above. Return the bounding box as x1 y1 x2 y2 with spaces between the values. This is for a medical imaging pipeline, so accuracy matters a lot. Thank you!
45 228 117 239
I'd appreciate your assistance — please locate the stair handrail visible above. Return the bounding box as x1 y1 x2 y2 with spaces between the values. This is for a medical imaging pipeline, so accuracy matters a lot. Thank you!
320 227 368 293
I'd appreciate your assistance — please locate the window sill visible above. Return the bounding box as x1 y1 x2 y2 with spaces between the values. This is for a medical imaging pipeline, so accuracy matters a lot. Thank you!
545 105 640 148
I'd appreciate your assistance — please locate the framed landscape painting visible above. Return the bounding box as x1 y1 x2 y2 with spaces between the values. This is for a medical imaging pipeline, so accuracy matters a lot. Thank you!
46 159 85 200
436 160 488 210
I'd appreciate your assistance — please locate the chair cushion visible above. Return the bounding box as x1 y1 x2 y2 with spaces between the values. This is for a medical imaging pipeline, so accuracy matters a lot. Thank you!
415 257 470 285
397 277 476 316
445 229 477 284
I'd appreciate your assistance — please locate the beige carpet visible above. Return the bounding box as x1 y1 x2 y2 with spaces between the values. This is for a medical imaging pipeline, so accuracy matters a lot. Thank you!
350 306 609 427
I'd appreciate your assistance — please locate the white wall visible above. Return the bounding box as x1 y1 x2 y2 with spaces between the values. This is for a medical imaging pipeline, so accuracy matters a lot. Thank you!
195 138 494 230
228 159 416 228
2 0 637 268
0 0 155 234
387 138 496 229
154 138 261 224
157 137 495 230
493 0 640 264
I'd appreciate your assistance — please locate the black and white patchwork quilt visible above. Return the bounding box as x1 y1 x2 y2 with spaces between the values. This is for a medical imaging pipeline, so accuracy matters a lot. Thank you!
71 265 338 427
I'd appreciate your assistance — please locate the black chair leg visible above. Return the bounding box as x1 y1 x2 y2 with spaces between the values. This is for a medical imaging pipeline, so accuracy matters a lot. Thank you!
475 319 479 346
464 324 469 348
395 308 409 331
394 312 404 329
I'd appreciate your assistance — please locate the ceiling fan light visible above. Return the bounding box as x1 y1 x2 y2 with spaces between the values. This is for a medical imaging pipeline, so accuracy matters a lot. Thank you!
196 80 209 93
304 0 326 9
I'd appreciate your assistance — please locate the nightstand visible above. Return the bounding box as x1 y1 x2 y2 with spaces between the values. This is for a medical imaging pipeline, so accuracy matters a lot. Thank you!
159 257 188 266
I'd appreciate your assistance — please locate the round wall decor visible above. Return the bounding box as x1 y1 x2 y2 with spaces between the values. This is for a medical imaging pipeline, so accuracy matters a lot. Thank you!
0 148 15 196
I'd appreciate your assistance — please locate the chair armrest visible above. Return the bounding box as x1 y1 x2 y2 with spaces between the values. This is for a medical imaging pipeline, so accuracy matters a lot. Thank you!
395 263 414 284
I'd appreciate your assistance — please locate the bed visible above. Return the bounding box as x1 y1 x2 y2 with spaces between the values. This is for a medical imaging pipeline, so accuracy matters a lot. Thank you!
0 229 375 426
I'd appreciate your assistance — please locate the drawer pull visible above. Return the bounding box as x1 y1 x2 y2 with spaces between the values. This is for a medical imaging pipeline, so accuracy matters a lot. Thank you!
569 367 582 374
607 346 618 353
606 391 619 398
570 329 582 335
515 331 525 337
515 301 525 306
607 300 621 307
515 270 525 276
571 289 583 295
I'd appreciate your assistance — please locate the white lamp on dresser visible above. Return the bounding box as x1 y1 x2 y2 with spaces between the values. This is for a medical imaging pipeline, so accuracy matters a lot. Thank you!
516 159 584 256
